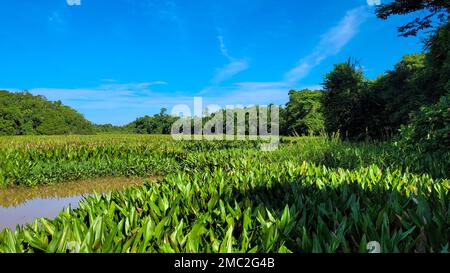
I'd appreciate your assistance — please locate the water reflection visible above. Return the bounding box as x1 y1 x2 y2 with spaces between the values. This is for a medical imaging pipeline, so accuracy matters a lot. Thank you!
0 177 155 231
0 195 85 230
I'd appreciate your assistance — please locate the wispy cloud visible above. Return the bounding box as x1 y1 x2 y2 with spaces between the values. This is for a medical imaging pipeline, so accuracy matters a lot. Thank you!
48 11 63 23
13 80 286 114
284 6 369 83
211 59 249 85
157 1 182 26
7 6 368 124
5 79 318 125
141 0 184 30
217 35 231 59
200 82 289 109
24 81 174 110
211 35 249 85
66 0 81 6
205 6 368 103
234 82 290 90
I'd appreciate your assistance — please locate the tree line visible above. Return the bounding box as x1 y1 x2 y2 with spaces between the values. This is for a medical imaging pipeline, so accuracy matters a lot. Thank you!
0 90 94 135
1 1 448 153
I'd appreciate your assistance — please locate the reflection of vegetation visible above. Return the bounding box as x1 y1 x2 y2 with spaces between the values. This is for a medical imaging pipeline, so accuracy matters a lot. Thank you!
0 177 156 208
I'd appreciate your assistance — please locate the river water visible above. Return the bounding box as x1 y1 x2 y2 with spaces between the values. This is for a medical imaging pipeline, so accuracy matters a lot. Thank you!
0 195 85 230
0 177 151 231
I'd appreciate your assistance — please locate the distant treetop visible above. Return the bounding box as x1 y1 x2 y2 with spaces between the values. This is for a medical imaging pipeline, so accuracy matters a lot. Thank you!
0 90 94 135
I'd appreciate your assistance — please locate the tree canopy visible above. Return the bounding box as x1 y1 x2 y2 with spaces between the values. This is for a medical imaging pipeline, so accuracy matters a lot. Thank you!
376 0 449 37
321 59 367 139
283 89 324 136
0 90 94 135
127 108 178 134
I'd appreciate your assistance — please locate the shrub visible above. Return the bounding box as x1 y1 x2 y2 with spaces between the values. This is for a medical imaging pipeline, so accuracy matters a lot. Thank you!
398 94 450 153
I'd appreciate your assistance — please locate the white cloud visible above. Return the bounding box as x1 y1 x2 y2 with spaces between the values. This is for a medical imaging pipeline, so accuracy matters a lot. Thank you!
4 79 318 125
300 84 323 91
23 81 176 110
141 0 183 29
97 81 167 92
7 6 369 124
7 81 286 121
210 35 249 85
217 35 231 60
200 81 290 107
48 11 64 25
367 0 381 7
211 59 249 85
66 0 81 6
202 6 367 106
234 82 290 89
284 6 369 83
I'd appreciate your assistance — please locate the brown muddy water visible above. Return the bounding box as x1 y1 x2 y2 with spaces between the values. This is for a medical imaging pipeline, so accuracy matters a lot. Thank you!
0 177 155 231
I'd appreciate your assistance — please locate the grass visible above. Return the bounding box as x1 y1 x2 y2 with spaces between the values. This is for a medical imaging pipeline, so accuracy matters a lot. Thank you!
0 134 448 253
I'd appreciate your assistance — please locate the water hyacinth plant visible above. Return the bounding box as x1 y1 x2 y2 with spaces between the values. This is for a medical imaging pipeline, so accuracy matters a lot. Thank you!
0 135 448 253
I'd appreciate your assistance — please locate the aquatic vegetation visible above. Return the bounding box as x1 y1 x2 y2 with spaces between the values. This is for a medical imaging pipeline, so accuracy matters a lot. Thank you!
0 135 448 253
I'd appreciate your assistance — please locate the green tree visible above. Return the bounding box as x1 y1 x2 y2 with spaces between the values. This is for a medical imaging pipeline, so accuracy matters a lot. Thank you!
128 108 178 134
376 0 449 37
284 89 324 135
422 22 450 101
398 94 450 153
0 90 94 135
373 54 428 132
322 59 367 139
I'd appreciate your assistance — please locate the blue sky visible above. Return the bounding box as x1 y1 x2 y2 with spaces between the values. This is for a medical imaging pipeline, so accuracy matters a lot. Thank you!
0 0 424 125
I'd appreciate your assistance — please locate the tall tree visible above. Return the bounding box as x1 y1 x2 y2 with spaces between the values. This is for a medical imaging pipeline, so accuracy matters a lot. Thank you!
285 89 324 136
376 0 449 37
422 22 450 99
322 59 367 139
373 54 428 131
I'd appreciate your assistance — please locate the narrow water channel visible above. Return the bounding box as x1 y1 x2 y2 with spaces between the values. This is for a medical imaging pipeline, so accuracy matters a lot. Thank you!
0 177 153 231
0 195 85 231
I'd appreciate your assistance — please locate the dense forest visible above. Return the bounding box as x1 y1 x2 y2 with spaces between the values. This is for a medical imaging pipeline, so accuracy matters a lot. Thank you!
0 90 94 135
93 108 178 134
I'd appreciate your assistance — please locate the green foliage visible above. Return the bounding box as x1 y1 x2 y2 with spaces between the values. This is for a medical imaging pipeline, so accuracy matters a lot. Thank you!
423 22 450 101
284 89 324 136
376 0 449 37
127 108 180 134
93 124 132 134
322 59 370 140
372 54 429 133
0 90 94 135
398 94 450 153
0 134 448 189
0 5 449 254
319 19 449 142
0 135 448 253
0 135 260 187
0 135 448 252
322 48 448 141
